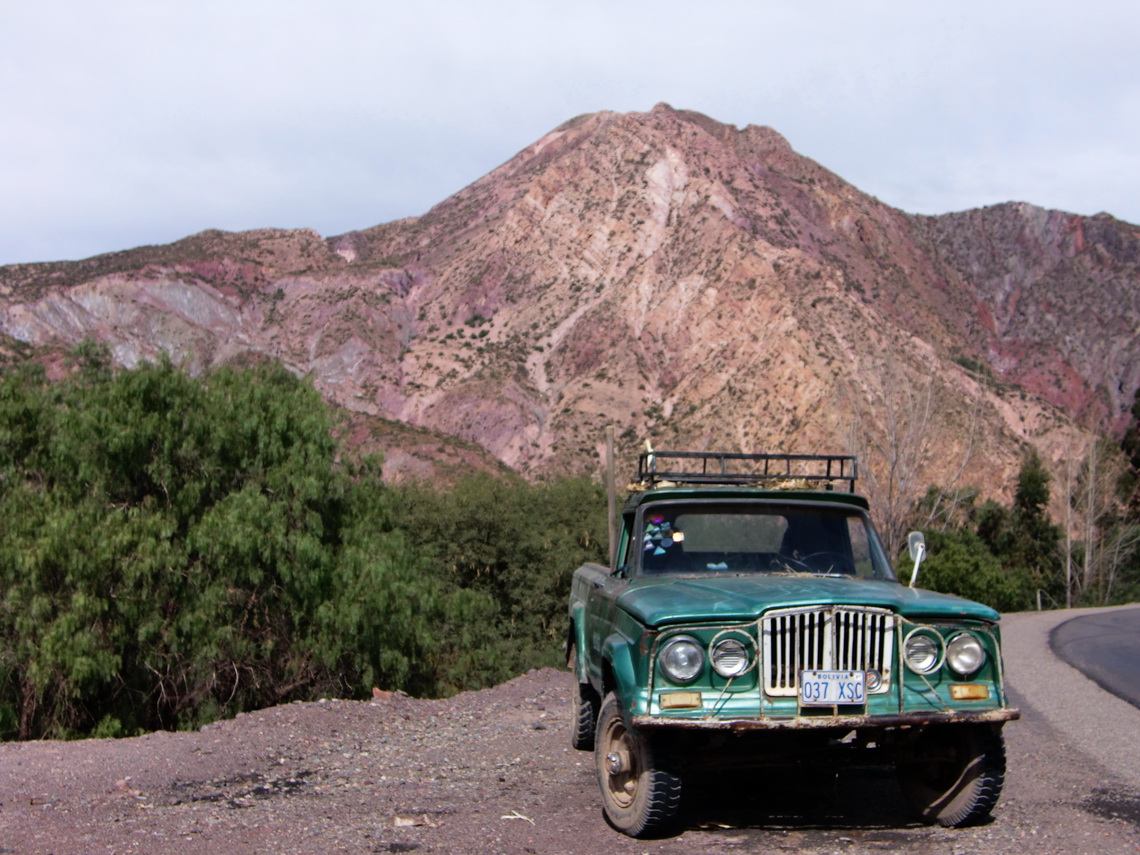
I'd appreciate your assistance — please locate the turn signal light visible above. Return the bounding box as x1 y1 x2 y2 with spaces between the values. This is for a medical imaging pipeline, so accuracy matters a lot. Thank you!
659 691 702 710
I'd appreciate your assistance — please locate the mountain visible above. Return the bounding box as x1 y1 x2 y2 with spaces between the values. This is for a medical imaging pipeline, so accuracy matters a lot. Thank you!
1 104 1137 496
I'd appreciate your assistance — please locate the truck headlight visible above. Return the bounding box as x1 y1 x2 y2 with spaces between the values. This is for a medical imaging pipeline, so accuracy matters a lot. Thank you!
658 637 704 683
903 628 944 674
946 633 986 676
710 636 753 678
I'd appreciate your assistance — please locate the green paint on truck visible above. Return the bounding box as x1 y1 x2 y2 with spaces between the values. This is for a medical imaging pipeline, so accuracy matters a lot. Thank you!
568 451 1018 837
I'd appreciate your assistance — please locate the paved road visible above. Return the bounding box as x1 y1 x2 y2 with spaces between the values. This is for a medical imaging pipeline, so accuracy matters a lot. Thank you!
1001 604 1140 786
1051 606 1140 709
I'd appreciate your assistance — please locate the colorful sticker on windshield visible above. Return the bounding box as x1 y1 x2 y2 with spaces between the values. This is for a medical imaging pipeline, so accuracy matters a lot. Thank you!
644 519 683 555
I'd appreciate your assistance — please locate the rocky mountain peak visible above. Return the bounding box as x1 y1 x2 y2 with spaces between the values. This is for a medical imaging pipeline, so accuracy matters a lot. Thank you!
1 107 1136 497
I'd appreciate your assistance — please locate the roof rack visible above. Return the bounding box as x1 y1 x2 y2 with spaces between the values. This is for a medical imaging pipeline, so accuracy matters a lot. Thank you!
635 450 858 492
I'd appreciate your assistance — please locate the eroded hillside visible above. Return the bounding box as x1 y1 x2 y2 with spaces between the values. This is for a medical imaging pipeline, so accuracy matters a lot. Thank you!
2 105 1137 498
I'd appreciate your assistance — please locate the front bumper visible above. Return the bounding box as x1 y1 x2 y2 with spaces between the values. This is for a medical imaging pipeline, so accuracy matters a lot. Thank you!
632 707 1020 733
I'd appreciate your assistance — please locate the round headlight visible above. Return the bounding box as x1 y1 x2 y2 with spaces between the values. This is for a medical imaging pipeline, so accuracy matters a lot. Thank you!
946 633 986 676
658 637 704 683
711 637 753 678
903 629 944 674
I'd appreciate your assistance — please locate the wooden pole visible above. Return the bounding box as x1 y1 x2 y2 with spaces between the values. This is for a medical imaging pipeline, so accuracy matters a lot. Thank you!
606 425 617 568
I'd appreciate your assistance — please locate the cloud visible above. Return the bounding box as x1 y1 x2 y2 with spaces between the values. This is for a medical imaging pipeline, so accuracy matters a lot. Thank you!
1 0 1137 265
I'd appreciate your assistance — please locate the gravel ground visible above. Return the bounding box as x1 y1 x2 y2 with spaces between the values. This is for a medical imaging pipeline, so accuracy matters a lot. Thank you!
1 607 1139 855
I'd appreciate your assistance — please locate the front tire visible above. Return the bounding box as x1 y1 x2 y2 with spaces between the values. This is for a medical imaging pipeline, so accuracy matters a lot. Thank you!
595 693 683 837
896 724 1006 827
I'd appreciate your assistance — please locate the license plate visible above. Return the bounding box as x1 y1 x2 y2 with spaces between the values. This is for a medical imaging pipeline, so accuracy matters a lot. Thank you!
800 670 866 705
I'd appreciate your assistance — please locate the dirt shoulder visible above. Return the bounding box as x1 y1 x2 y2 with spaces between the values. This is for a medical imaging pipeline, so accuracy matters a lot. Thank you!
2 611 1139 855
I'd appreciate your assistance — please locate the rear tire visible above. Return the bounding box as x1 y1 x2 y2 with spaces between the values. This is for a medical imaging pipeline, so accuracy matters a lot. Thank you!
595 693 683 837
897 725 1006 827
572 685 600 750
568 645 599 750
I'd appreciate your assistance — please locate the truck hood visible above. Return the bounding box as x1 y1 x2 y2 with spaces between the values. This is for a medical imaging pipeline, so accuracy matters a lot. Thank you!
617 576 1000 626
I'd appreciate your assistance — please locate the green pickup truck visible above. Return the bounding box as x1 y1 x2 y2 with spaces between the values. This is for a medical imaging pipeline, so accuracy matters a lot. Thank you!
567 450 1019 837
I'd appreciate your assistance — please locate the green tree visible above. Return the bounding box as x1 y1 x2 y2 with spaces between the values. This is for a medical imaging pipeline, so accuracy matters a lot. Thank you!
0 346 612 740
1120 387 1140 514
1001 450 1062 604
390 473 608 691
0 351 448 738
904 529 1032 612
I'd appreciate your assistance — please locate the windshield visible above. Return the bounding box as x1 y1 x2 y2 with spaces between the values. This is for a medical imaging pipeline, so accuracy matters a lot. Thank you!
634 501 897 581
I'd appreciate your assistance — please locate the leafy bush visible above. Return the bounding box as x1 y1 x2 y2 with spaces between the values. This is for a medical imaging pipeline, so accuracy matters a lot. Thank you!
901 529 1032 612
388 474 608 693
0 349 608 740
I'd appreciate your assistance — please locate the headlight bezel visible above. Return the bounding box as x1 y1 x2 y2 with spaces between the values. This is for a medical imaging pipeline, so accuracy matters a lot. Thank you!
709 630 756 679
903 627 945 674
946 632 987 676
657 635 706 684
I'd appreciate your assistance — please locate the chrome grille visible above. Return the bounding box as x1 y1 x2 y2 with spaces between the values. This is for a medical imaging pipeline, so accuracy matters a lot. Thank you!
762 606 896 697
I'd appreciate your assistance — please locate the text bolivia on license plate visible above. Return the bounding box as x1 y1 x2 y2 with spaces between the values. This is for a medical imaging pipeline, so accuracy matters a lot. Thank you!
800 670 866 705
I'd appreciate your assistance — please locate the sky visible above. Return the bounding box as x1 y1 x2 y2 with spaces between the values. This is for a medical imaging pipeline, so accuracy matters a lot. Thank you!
2 0 1137 267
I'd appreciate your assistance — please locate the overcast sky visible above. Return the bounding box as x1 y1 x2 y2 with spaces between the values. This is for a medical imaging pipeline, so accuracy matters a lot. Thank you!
2 0 1137 267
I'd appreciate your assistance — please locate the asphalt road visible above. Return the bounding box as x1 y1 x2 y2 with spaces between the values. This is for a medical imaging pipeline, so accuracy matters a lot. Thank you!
1051 606 1140 709
1001 604 1140 786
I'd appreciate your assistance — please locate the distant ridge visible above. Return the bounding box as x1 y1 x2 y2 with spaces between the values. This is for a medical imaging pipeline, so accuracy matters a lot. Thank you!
1 104 1137 497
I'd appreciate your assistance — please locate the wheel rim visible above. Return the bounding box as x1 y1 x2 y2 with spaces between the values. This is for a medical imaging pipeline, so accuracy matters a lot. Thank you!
601 714 640 809
906 733 969 791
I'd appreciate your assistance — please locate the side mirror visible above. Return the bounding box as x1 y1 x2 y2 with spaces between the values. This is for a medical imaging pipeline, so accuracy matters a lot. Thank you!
907 531 926 588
